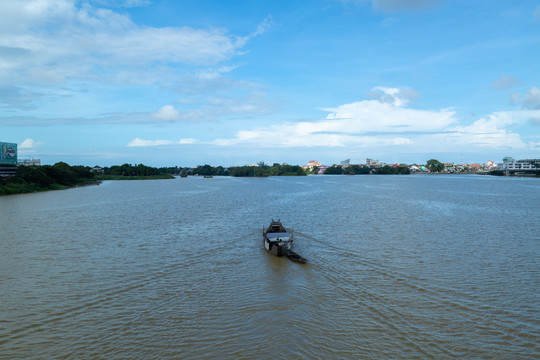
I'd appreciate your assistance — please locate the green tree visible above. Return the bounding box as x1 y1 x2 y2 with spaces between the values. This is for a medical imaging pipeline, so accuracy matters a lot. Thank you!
426 159 444 172
347 165 370 174
324 165 343 174
15 166 53 187
397 166 411 174
193 164 214 176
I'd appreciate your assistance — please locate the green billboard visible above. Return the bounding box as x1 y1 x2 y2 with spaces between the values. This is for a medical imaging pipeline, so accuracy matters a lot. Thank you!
0 142 17 165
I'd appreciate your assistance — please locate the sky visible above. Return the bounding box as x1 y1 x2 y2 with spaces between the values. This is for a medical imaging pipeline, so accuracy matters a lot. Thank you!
1 0 540 167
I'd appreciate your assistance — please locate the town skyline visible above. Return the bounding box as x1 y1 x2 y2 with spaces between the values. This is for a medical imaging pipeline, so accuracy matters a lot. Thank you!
2 1 540 166
12 146 532 170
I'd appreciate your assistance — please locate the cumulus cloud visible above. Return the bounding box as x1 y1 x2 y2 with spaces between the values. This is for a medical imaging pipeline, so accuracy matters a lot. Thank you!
365 86 419 107
127 137 197 147
19 138 42 148
153 105 180 121
491 73 517 89
210 86 538 154
522 86 540 109
0 0 248 94
511 86 540 110
448 112 526 149
212 87 455 148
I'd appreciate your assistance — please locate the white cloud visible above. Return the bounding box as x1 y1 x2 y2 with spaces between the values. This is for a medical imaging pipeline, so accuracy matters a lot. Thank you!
210 87 539 154
153 105 180 121
522 86 540 110
212 89 455 148
19 138 42 148
366 86 419 107
323 99 455 132
448 112 526 149
511 86 540 110
127 137 197 147
0 0 246 92
127 138 174 147
251 15 274 37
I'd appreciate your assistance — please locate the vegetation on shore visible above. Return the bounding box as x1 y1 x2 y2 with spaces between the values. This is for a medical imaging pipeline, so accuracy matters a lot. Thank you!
4 158 535 196
175 162 307 177
99 163 171 180
0 162 171 195
323 164 410 175
0 162 95 195
96 163 174 180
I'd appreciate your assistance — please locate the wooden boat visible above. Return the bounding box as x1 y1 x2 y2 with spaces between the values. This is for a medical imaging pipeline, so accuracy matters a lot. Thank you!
263 220 307 263
287 250 307 264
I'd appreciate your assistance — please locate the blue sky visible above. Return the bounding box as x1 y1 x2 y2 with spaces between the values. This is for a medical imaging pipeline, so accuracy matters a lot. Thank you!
1 0 539 167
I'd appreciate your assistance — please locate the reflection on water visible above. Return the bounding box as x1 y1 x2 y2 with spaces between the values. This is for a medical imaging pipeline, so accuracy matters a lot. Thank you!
1 175 539 359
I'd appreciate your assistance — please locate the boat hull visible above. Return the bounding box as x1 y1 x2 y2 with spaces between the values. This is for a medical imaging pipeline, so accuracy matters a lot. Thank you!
263 237 291 257
263 220 306 262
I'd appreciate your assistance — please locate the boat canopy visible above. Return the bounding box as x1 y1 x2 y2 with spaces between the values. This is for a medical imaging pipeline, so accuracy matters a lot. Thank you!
266 232 291 241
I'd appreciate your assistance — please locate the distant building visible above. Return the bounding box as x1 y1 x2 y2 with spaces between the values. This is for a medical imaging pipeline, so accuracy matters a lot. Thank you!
18 159 41 166
305 160 321 171
366 158 380 167
498 158 540 173
340 159 350 168
91 166 104 175
483 160 497 170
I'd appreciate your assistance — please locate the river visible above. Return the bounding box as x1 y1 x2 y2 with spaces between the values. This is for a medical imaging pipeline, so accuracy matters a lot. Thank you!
1 175 539 359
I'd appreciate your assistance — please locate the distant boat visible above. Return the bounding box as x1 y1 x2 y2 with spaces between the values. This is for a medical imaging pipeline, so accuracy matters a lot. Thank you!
263 220 307 263
204 175 213 178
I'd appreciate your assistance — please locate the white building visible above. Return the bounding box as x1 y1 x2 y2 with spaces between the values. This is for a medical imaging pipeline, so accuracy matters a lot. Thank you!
307 160 321 169
18 159 41 166
497 158 540 173
366 158 379 167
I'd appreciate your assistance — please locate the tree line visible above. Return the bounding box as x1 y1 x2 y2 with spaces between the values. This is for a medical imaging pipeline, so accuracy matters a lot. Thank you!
7 158 486 196
103 163 161 176
324 164 411 175
172 162 306 177
0 162 95 195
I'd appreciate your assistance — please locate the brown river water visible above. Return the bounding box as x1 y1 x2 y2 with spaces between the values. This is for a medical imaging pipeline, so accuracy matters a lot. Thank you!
1 175 538 359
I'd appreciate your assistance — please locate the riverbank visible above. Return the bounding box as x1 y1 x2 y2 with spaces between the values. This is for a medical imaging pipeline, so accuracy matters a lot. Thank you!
0 180 103 196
